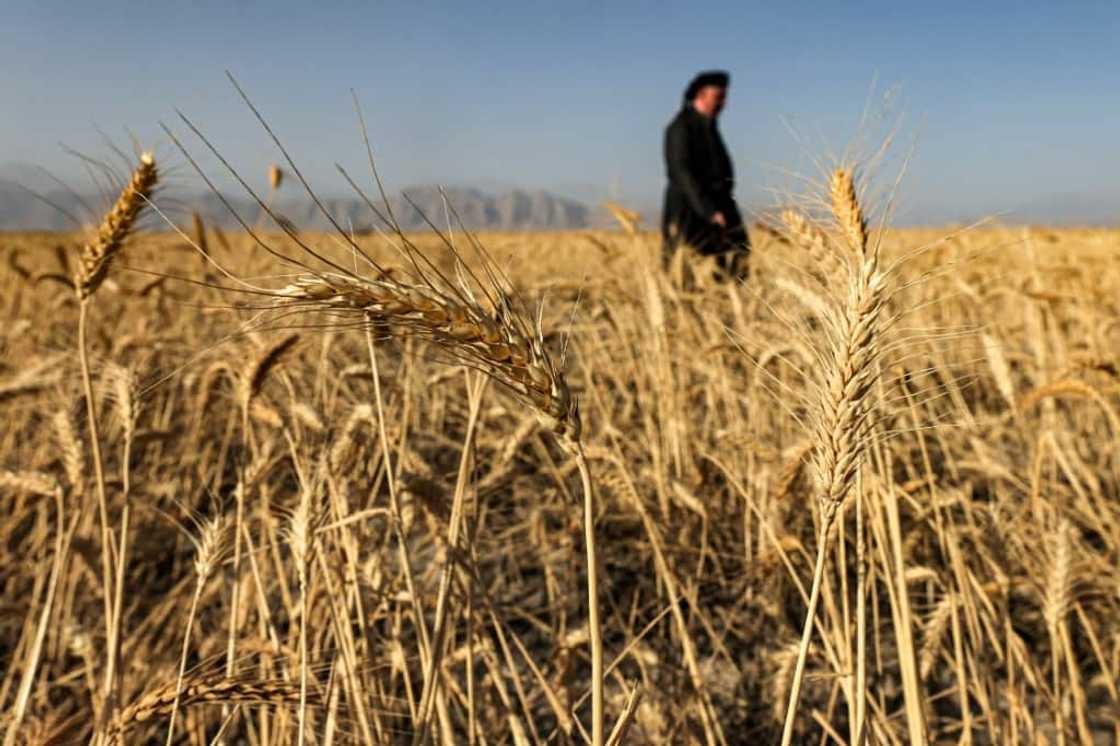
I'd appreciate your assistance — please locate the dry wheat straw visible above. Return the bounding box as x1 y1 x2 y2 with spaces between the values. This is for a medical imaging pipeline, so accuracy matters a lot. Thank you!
165 96 601 739
191 211 209 256
287 476 321 746
103 361 139 728
273 256 594 740
329 403 374 473
1043 519 1073 744
982 333 1016 409
602 201 642 236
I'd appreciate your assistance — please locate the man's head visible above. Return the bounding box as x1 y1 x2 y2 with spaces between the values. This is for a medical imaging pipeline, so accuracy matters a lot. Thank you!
685 70 730 118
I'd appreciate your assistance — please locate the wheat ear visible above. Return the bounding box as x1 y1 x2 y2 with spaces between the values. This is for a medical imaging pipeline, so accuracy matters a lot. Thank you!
111 672 299 742
75 152 157 300
275 273 579 439
0 470 62 496
780 208 843 283
829 168 868 256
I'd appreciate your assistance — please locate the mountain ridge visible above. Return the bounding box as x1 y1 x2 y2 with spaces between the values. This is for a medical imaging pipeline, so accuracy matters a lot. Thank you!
0 172 598 232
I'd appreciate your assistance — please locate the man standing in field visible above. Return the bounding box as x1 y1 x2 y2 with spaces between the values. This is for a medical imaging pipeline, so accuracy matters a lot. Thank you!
662 70 750 281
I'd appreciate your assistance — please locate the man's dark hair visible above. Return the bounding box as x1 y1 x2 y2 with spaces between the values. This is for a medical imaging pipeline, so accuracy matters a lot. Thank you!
684 70 730 101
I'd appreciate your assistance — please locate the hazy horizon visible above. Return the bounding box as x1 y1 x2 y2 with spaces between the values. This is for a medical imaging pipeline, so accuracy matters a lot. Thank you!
3 1 1118 226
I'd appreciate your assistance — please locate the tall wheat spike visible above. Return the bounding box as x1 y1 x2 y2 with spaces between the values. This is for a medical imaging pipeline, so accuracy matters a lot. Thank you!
75 153 157 300
806 169 884 518
780 168 887 746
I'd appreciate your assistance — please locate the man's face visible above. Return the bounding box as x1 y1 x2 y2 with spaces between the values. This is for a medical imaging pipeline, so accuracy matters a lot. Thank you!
694 86 727 118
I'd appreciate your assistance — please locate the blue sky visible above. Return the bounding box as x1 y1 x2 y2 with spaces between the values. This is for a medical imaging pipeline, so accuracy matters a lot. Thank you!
3 1 1118 223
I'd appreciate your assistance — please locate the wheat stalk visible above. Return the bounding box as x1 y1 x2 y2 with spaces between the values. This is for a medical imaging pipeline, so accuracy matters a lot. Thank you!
277 263 599 741
1043 519 1073 744
163 97 600 739
102 362 139 732
329 403 374 473
602 201 642 236
191 211 210 256
163 512 228 745
780 169 887 746
68 152 158 725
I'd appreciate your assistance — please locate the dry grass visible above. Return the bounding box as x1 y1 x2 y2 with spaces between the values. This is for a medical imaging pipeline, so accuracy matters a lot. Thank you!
1 163 1119 744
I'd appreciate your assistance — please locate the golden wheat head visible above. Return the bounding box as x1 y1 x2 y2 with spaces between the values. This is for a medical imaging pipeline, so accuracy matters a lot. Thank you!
805 169 885 514
75 152 158 300
276 272 579 439
268 162 284 191
829 168 868 256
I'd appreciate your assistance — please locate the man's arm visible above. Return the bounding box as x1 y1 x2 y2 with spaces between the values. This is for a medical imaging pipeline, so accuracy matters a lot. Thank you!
665 120 714 220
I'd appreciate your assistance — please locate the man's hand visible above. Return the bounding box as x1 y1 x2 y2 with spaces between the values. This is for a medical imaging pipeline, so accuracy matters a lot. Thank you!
711 211 727 229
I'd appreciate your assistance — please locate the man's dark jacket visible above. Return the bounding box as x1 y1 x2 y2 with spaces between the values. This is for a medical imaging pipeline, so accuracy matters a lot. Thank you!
661 105 748 259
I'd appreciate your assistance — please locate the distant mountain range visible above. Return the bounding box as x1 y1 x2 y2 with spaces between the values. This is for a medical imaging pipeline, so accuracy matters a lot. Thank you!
4 162 1112 230
0 166 599 232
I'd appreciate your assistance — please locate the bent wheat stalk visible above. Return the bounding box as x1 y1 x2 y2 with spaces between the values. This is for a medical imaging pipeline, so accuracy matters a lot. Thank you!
273 272 577 438
272 269 601 743
110 672 300 743
165 93 604 739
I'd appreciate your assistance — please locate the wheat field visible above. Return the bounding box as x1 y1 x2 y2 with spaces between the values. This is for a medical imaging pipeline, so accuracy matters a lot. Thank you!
2 156 1119 745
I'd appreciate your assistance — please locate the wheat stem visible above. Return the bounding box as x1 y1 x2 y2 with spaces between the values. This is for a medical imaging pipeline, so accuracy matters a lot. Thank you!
414 372 487 745
779 507 835 746
78 301 118 715
106 366 136 728
363 327 433 716
573 443 605 746
2 487 69 746
164 577 205 746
